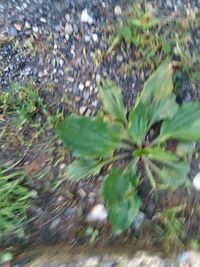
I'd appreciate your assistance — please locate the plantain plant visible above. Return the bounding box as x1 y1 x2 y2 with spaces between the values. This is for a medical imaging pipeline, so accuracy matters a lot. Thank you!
56 61 200 234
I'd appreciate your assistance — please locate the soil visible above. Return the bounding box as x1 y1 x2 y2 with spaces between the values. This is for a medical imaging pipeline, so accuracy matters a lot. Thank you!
0 0 200 257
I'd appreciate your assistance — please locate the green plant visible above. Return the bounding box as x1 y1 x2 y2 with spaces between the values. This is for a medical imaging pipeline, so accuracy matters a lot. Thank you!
153 206 185 252
56 61 200 234
107 1 199 74
0 167 32 238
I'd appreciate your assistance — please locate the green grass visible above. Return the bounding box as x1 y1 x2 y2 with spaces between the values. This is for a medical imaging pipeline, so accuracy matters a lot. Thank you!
107 0 200 84
0 167 33 239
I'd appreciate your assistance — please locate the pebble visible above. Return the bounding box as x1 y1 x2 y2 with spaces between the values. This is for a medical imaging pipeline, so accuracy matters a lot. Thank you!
14 23 22 31
86 204 108 223
81 256 100 267
32 26 39 33
49 218 61 230
67 77 75 83
65 23 73 35
77 187 87 198
132 211 146 231
85 80 91 87
193 173 200 191
40 17 47 23
99 261 116 267
60 163 66 170
9 27 18 36
81 9 93 25
114 5 122 15
25 21 31 28
92 33 98 42
79 83 84 91
84 35 91 42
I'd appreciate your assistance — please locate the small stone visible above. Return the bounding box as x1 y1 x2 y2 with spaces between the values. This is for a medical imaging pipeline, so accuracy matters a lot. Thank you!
65 23 73 35
77 188 87 199
79 106 87 115
92 33 98 42
79 83 84 91
99 261 116 267
59 59 64 67
9 27 17 36
32 26 39 33
84 35 91 42
81 9 93 25
132 211 146 231
81 257 100 267
24 67 31 76
86 204 108 223
67 77 75 83
114 5 122 15
65 14 70 22
193 173 200 191
14 23 22 31
25 21 31 28
40 17 47 23
85 80 91 87
60 163 66 170
75 96 81 102
49 218 61 230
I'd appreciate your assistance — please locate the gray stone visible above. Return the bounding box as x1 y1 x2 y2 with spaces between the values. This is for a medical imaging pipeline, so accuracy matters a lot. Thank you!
49 218 61 230
99 260 116 267
65 23 73 35
132 211 146 231
9 27 17 36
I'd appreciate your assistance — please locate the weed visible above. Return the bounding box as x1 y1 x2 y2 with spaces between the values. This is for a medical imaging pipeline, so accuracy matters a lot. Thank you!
56 61 200 234
154 206 185 252
107 1 200 82
0 166 33 239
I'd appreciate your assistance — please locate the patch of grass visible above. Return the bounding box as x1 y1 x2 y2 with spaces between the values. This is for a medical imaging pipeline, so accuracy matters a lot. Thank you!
154 206 185 252
107 1 200 83
0 166 33 239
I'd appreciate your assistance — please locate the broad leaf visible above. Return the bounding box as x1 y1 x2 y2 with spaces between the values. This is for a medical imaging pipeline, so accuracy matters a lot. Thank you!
148 160 189 188
98 79 127 125
66 159 105 181
158 161 189 188
144 147 178 165
102 168 141 235
148 95 178 127
139 61 173 105
128 103 148 146
56 115 119 158
158 102 200 143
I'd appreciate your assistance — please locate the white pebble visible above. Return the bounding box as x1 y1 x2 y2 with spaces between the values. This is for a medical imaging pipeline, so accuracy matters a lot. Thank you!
193 173 200 191
79 83 84 91
92 33 98 42
86 204 108 223
114 5 122 15
81 9 93 25
85 80 91 87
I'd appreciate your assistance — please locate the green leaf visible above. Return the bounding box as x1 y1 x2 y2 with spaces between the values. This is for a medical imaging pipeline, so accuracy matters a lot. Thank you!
98 79 127 125
148 160 189 188
148 95 178 127
144 147 178 165
56 115 119 158
66 159 105 181
158 161 189 188
158 102 200 143
102 168 141 235
128 103 148 146
139 61 173 105
120 26 132 43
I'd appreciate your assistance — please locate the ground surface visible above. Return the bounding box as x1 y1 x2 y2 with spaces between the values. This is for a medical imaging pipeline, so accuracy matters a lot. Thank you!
0 0 200 259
